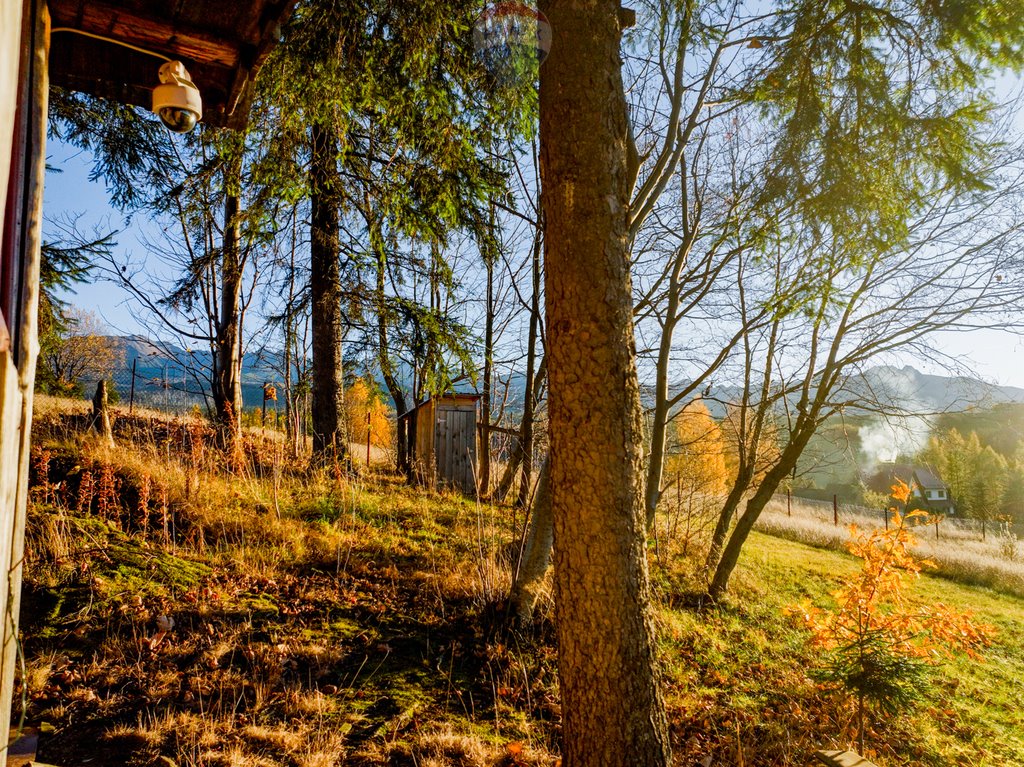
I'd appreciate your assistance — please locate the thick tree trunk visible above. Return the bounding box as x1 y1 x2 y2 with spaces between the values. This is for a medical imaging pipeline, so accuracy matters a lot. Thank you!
214 162 243 443
510 458 552 623
540 1 672 764
309 123 346 463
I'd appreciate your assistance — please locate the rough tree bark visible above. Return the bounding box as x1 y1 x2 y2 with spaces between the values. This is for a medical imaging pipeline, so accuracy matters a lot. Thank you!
309 123 346 462
539 0 672 764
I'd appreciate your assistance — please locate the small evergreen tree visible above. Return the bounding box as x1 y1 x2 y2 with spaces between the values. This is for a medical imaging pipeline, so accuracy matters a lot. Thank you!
789 481 995 754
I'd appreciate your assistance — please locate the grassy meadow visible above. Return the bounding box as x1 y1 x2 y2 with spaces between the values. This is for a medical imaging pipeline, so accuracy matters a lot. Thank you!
754 498 1024 599
14 398 1024 766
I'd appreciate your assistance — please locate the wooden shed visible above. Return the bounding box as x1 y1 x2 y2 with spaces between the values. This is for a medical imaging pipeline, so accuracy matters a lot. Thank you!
398 394 480 495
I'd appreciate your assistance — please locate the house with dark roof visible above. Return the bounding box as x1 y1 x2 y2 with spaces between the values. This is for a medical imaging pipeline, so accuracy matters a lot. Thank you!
867 463 956 515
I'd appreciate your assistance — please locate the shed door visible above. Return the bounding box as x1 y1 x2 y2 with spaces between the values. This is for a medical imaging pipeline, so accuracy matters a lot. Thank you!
434 406 477 494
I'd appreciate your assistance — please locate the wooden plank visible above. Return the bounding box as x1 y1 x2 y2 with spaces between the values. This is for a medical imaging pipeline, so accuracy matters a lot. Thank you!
433 406 445 489
815 750 879 767
0 351 22 767
444 410 455 488
6 726 38 766
450 409 461 491
439 407 473 494
1 3 44 759
49 0 241 67
461 409 475 493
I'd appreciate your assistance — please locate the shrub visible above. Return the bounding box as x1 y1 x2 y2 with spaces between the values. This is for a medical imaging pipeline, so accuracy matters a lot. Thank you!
787 481 995 754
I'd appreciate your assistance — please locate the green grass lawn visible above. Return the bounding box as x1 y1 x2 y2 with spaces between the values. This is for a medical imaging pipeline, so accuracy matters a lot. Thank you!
657 531 1024 766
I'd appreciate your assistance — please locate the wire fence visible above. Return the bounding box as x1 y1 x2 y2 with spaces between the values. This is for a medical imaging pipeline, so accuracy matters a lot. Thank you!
774 492 1024 541
79 362 207 416
78 360 289 424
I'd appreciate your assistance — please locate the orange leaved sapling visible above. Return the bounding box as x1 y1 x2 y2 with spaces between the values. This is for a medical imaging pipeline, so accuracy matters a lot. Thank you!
787 480 994 754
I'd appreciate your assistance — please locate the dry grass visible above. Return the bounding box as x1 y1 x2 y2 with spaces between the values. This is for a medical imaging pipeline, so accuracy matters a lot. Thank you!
19 397 554 767
755 498 1024 597
31 395 1024 766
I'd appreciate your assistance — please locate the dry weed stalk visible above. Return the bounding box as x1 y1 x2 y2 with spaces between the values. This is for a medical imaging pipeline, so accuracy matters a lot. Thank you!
96 463 120 525
137 471 152 537
157 481 171 547
32 448 52 504
76 470 95 515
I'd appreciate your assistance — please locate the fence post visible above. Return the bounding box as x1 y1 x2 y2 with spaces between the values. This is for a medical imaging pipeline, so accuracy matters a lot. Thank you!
129 358 137 415
935 517 940 541
833 494 838 526
884 507 888 531
366 411 371 466
262 381 268 431
982 519 986 541
787 489 792 517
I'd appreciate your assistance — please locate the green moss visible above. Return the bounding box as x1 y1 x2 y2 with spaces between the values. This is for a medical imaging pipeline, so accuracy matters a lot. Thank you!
229 592 280 619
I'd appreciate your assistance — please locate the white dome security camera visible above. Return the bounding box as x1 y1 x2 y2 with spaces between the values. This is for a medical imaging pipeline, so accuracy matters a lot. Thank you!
151 61 202 133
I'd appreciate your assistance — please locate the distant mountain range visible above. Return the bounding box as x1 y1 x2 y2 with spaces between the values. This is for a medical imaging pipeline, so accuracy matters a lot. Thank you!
101 336 284 409
849 365 1024 413
656 364 1024 418
102 336 1024 416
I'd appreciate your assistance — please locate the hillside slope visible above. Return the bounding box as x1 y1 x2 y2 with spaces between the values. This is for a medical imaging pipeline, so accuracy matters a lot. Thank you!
16 400 1024 767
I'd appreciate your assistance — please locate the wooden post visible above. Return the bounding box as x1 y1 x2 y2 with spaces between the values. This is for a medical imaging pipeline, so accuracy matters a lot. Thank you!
816 750 879 767
833 494 839 526
884 507 888 530
262 381 268 431
365 410 371 467
128 357 136 414
935 517 940 541
787 489 791 517
1 2 48 758
91 380 114 446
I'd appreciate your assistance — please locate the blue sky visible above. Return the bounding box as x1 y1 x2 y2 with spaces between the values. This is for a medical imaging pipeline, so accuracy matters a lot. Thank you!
43 133 1024 391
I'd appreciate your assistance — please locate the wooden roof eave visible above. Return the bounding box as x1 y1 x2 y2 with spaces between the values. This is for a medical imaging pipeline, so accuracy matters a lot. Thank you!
47 0 298 129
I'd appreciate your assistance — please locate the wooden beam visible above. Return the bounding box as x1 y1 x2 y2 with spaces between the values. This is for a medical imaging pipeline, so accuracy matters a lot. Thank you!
49 0 240 68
